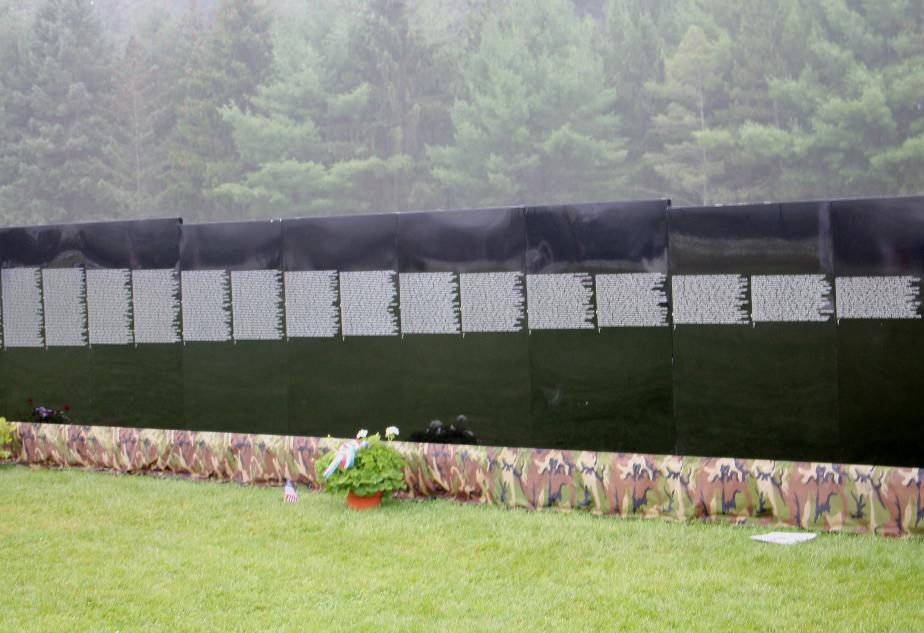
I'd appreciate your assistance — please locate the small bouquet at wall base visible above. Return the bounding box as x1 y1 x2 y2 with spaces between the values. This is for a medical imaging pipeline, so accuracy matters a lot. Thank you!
315 427 406 508
27 398 71 424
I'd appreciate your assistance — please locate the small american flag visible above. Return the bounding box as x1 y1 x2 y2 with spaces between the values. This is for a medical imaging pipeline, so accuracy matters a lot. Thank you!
283 479 299 503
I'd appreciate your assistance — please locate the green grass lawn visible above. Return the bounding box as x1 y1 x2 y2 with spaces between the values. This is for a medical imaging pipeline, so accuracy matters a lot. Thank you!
1 466 922 632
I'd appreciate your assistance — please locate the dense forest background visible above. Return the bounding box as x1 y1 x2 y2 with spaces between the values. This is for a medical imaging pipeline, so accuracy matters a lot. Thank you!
0 0 921 226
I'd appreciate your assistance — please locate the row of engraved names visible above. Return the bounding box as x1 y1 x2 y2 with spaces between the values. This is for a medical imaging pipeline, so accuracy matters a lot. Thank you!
0 269 919 347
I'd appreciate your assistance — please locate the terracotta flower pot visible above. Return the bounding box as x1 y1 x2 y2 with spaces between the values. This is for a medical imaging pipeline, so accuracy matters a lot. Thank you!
346 490 383 510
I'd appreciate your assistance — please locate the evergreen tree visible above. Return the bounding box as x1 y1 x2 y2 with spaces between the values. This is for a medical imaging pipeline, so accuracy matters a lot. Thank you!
430 0 628 208
704 0 808 201
106 3 206 220
162 0 272 221
215 0 456 216
1 0 922 225
0 0 123 225
724 0 923 201
644 24 733 206
808 0 924 198
212 20 332 217
112 35 164 217
601 0 668 198
339 0 456 211
211 1 356 217
0 4 23 207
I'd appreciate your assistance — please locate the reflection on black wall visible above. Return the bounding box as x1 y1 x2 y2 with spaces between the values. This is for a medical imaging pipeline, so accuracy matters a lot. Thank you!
400 333 531 447
398 206 525 274
397 207 530 446
526 201 673 453
0 218 182 427
0 218 181 269
672 324 838 460
283 213 396 272
833 196 924 466
180 220 282 271
288 337 404 439
525 201 669 274
670 202 839 462
184 341 287 434
3 347 91 421
285 214 400 439
180 220 285 433
1 199 923 467
89 345 182 430
529 329 674 453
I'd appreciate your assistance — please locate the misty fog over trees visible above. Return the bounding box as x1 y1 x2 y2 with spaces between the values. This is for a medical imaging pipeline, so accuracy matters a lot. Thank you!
0 0 921 226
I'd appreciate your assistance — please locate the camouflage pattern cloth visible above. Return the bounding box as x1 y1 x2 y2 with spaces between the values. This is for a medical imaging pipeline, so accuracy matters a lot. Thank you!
7 422 923 536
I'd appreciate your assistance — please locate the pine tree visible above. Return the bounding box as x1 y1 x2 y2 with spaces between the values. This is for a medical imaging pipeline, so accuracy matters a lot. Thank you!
644 24 733 206
0 0 123 225
703 0 808 201
112 35 164 217
162 0 272 221
215 0 457 217
212 25 332 217
0 3 23 208
136 2 205 216
338 0 456 211
601 0 668 199
728 0 923 200
429 0 628 209
810 0 924 197
211 1 353 217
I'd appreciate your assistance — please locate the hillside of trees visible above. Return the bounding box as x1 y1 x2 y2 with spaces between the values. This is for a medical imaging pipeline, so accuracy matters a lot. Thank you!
0 0 921 226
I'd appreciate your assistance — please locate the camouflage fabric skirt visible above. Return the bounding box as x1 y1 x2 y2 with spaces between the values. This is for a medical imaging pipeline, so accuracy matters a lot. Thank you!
9 422 924 536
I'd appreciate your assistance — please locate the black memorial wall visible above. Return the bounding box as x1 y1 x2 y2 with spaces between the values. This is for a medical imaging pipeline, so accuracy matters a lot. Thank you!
832 197 924 466
525 203 673 453
0 218 183 429
284 213 402 440
1 196 922 467
669 201 839 462
180 220 286 434
396 207 530 447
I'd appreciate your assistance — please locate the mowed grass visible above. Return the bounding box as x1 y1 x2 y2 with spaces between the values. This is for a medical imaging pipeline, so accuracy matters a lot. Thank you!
1 466 922 633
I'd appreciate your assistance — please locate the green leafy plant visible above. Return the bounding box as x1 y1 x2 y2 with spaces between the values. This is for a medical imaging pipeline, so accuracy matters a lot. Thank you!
315 431 407 497
0 416 16 460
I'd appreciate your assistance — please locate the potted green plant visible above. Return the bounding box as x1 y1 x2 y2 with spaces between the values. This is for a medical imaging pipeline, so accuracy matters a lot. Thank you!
314 427 407 510
0 416 16 460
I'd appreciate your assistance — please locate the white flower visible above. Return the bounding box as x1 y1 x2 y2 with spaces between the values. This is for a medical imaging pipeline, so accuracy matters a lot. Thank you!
385 425 400 438
356 429 368 439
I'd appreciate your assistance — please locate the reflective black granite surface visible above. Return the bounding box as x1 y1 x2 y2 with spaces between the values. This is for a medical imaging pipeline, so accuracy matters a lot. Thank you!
526 201 673 453
0 198 921 467
833 197 924 466
0 218 181 269
670 202 839 461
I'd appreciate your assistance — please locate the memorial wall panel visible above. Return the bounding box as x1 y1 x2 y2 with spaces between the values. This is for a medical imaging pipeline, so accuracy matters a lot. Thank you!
833 196 924 467
670 202 838 461
397 207 530 447
85 220 183 430
0 227 77 420
525 200 673 453
0 219 182 428
284 214 402 439
180 220 285 434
